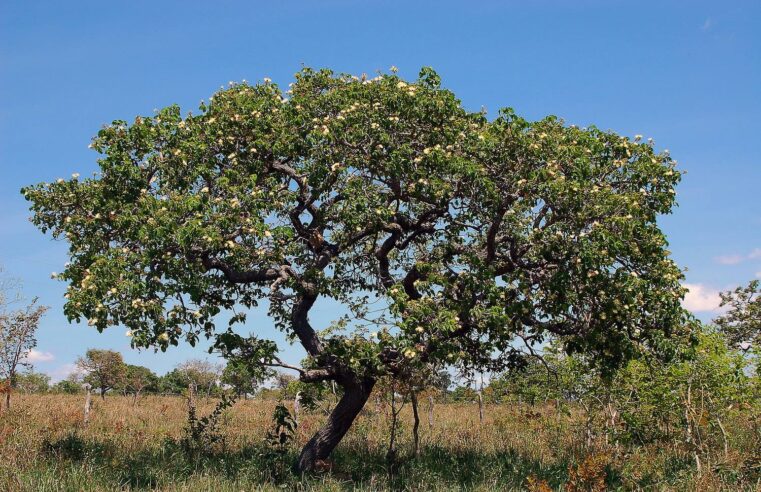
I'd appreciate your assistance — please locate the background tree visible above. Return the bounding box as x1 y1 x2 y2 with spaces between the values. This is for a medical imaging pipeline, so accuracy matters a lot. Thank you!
24 67 689 471
15 370 50 394
164 359 222 397
0 298 48 410
221 359 264 398
52 377 82 394
77 349 125 399
715 280 760 350
119 364 158 402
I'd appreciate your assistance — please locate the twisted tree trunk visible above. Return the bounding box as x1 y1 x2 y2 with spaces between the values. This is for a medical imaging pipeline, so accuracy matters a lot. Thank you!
411 391 421 457
296 377 374 472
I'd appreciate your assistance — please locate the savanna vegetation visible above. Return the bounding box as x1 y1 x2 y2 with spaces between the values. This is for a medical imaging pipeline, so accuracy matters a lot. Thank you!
0 325 758 491
3 67 759 490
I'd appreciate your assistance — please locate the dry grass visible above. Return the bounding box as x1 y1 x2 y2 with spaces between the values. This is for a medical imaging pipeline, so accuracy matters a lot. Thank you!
0 393 757 491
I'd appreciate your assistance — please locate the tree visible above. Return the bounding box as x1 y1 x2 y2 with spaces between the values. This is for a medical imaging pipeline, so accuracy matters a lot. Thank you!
120 364 158 402
24 67 689 471
15 370 50 394
0 298 48 409
715 280 760 350
165 359 222 396
52 378 82 394
77 349 125 399
221 359 265 397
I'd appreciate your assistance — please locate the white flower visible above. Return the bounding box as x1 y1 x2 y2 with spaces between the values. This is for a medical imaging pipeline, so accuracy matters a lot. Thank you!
71 173 80 179
263 77 271 83
415 326 425 333
56 178 65 184
263 230 272 237
50 272 58 279
125 330 133 337
158 333 170 342
200 186 209 193
634 134 642 141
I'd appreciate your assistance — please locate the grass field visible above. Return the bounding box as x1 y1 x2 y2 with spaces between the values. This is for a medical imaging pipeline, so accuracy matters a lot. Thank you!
0 394 758 491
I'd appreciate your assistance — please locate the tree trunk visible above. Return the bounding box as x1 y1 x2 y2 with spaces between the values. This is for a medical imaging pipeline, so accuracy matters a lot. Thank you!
4 390 10 411
100 387 106 400
296 377 374 472
411 391 420 457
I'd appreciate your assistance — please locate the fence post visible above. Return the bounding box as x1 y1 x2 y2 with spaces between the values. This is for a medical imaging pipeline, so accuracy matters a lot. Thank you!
82 383 92 426
293 391 301 424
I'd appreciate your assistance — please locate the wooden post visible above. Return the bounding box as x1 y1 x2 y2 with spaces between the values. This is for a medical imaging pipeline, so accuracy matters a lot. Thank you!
293 391 301 424
427 395 434 430
83 383 92 426
188 382 196 413
477 373 484 425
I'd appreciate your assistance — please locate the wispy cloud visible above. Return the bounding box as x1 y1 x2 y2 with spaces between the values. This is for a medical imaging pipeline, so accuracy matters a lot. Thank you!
22 349 55 363
714 248 761 265
46 363 79 382
682 283 723 313
715 254 743 265
701 18 714 31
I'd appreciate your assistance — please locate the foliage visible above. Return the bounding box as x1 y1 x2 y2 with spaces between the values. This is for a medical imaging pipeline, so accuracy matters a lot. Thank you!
0 297 49 408
23 66 691 465
52 378 83 394
261 402 298 480
118 364 158 398
610 329 753 449
220 359 264 397
715 279 760 362
181 393 237 456
77 349 125 398
500 326 758 462
163 359 222 396
15 370 50 394
490 357 560 404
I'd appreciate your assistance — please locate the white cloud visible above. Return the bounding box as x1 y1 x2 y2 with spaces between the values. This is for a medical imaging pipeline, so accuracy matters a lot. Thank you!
682 283 723 313
23 349 55 363
715 254 743 265
714 248 761 265
46 363 79 383
756 271 761 279
701 18 714 31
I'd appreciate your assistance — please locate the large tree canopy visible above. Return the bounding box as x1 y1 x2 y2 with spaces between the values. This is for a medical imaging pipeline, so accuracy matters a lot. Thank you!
24 67 690 470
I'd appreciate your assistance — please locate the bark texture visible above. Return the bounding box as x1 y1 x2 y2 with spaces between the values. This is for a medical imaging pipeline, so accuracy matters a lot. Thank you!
296 377 374 472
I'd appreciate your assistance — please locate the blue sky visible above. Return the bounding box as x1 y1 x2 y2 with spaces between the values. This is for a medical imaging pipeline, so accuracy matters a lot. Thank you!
1 1 759 380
